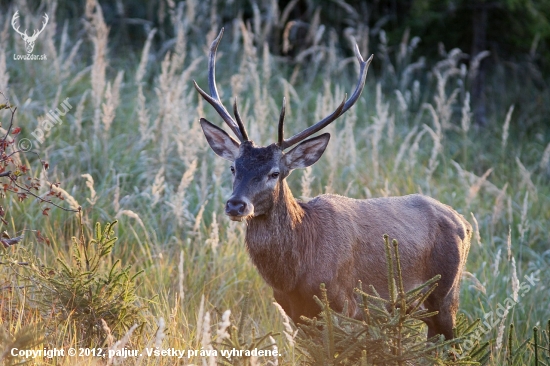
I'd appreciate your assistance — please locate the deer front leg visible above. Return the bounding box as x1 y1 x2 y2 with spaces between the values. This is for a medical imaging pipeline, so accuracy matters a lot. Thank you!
273 289 296 321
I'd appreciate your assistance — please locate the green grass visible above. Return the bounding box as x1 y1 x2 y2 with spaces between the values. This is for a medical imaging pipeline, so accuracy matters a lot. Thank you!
1 1 549 365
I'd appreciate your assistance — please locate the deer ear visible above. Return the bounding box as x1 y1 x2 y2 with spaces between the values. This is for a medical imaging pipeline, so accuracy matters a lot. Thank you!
284 133 330 170
200 118 240 161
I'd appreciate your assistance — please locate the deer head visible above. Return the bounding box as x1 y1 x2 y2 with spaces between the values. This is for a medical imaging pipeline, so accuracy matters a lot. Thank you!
194 29 373 221
12 11 49 54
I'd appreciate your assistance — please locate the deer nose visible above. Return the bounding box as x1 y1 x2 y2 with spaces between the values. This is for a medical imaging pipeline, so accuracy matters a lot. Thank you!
226 198 247 216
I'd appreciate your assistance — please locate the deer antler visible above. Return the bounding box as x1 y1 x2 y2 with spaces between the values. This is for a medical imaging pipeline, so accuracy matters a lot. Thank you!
233 98 249 141
193 28 248 142
28 13 49 41
277 98 286 147
11 12 49 41
11 11 28 38
279 46 373 150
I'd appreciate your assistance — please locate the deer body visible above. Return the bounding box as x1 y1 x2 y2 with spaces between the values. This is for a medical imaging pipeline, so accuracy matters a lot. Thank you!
249 187 471 339
232 143 470 339
194 29 471 340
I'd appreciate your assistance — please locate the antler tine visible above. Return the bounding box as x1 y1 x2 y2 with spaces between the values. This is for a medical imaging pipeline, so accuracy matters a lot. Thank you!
193 28 245 142
281 46 373 150
233 98 249 141
38 13 49 33
277 98 286 147
32 13 48 38
11 11 27 37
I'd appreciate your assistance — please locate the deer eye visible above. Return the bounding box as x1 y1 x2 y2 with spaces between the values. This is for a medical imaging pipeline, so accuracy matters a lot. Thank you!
230 166 235 174
270 172 280 179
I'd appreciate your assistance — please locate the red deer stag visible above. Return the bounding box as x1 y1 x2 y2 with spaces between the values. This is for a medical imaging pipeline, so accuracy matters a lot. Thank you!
194 29 471 340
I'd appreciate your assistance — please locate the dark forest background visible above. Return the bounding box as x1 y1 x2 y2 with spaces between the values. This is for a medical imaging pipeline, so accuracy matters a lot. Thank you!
3 0 550 129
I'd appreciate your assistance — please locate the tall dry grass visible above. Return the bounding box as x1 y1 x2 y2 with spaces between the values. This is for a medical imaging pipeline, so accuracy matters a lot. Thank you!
0 1 549 365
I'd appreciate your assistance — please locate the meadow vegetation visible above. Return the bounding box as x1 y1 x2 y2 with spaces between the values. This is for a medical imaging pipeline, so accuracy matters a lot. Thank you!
0 0 549 365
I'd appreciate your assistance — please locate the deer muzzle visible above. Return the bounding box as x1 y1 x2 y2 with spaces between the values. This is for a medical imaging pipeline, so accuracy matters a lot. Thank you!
225 197 253 221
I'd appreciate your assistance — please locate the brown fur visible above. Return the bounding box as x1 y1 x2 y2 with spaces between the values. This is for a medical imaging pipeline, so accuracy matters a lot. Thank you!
245 179 471 339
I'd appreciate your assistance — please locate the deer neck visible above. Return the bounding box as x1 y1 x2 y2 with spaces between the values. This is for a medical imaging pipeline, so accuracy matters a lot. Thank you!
247 180 305 238
244 180 308 291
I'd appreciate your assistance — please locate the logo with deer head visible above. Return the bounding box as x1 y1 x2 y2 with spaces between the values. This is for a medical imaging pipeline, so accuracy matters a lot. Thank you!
11 11 49 54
